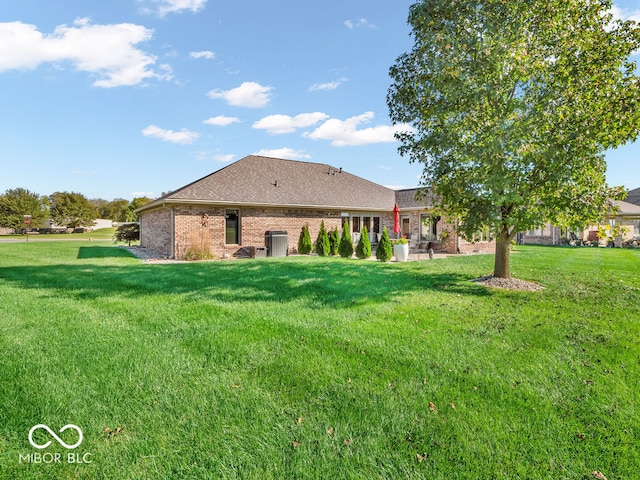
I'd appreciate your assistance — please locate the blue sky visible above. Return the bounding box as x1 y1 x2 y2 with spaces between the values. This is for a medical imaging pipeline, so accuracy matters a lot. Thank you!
1 0 638 201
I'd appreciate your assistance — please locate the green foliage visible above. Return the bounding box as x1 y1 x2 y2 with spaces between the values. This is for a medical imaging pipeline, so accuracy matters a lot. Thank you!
376 227 393 262
125 197 153 222
315 220 330 256
338 219 354 258
0 187 48 231
355 225 372 259
98 198 130 221
114 223 140 246
298 224 313 254
388 0 640 277
329 227 340 256
48 191 98 229
392 236 408 245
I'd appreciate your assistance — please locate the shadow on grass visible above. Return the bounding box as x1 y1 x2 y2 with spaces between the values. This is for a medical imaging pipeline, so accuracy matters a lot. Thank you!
77 246 132 259
0 257 492 307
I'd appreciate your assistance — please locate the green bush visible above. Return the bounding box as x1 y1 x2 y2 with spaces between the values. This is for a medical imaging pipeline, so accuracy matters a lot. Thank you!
315 220 330 256
338 219 354 258
298 224 313 254
376 227 393 262
329 227 340 256
355 225 372 259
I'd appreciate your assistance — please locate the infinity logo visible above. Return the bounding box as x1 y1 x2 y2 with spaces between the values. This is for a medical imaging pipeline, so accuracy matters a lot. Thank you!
28 424 83 449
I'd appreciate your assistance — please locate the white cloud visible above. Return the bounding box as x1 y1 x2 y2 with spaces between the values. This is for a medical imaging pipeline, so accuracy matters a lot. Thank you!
253 112 329 134
207 81 273 108
253 148 311 160
142 125 200 144
610 5 640 22
309 78 348 92
146 0 208 17
203 115 240 126
130 191 156 198
0 18 161 87
305 112 413 147
344 19 375 29
213 154 235 162
383 184 412 190
189 50 215 60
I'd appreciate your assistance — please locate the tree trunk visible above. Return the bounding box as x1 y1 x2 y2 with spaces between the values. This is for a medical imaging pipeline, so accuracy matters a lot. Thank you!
493 229 511 279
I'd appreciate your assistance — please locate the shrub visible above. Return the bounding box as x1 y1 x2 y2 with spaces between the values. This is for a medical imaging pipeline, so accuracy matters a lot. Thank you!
376 227 393 262
183 230 215 260
315 220 330 256
183 245 215 261
338 219 354 258
114 223 140 246
298 224 313 254
355 225 372 259
329 227 340 256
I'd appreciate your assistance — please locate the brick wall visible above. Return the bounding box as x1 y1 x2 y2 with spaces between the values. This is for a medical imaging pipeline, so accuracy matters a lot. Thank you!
171 206 353 259
140 207 173 256
141 204 500 259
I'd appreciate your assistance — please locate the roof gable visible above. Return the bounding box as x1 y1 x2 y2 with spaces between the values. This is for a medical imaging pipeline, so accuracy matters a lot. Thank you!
394 187 435 210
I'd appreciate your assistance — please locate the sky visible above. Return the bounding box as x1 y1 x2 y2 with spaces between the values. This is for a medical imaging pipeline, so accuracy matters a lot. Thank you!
1 0 639 202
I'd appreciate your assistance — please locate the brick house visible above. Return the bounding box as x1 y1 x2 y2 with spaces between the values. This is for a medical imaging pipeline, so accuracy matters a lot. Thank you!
136 155 493 259
520 200 640 247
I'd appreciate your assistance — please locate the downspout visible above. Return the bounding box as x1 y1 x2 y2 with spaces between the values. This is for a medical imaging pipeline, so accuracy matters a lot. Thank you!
170 205 175 259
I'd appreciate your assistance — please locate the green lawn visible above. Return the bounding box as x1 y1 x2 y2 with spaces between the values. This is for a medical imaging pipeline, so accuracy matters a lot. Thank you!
0 242 638 479
0 228 119 241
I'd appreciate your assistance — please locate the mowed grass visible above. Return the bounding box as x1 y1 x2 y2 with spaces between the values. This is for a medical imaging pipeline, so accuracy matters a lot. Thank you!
0 242 638 479
0 228 119 241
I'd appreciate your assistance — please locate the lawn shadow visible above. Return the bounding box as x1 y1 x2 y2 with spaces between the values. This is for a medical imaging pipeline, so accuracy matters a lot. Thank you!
77 246 134 259
0 257 492 308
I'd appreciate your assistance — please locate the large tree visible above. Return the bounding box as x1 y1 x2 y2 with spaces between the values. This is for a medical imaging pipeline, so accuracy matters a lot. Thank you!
388 0 640 278
91 198 130 221
124 197 153 222
0 188 48 231
49 191 98 229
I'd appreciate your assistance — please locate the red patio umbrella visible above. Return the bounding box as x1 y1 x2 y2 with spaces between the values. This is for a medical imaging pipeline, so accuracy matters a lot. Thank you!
393 203 401 237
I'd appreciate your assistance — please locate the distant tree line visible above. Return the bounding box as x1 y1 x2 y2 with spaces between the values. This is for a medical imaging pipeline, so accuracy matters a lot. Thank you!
0 187 152 231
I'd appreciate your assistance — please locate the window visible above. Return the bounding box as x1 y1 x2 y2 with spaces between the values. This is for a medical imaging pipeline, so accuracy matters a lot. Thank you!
225 209 240 244
472 227 491 242
352 216 361 233
401 216 410 238
362 216 371 233
372 217 380 235
420 215 438 241
634 220 640 236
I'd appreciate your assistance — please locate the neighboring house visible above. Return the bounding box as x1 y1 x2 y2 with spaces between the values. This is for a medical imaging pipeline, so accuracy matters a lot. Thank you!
521 200 640 246
136 155 493 259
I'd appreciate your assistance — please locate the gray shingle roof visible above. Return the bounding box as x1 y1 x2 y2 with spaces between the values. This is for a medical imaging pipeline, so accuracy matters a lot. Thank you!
614 200 640 216
625 187 640 206
139 155 398 212
394 187 435 210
